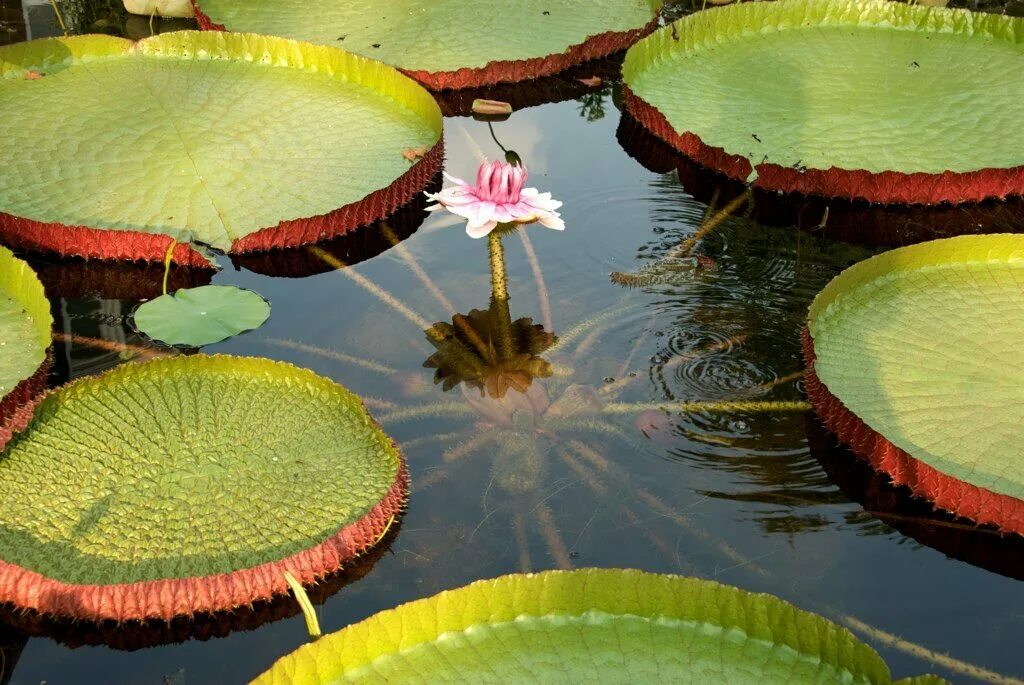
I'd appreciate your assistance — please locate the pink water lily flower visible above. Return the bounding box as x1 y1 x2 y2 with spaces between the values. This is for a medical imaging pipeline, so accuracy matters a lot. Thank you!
426 160 564 238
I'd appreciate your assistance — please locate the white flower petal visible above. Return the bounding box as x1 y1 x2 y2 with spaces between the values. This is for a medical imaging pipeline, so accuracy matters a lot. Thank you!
442 171 470 187
523 195 562 213
466 220 498 239
538 212 565 230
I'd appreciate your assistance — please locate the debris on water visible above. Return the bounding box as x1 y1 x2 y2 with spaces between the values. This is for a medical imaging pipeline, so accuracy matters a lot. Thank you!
472 99 513 116
402 146 428 161
577 76 602 87
696 255 717 271
24 71 44 80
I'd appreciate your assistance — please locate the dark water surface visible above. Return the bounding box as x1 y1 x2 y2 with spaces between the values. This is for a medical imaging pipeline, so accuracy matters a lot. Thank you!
1 2 1023 684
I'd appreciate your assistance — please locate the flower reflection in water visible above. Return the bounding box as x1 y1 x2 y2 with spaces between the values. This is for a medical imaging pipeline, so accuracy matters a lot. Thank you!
285 168 808 578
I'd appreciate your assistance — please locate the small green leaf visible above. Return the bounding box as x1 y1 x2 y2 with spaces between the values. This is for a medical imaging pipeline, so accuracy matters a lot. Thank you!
131 285 270 347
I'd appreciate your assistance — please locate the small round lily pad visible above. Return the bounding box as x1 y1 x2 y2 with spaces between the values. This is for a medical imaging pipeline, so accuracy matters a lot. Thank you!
0 32 442 263
254 568 946 684
0 246 52 423
805 234 1024 536
131 285 270 347
0 355 407 622
623 0 1024 204
193 0 662 90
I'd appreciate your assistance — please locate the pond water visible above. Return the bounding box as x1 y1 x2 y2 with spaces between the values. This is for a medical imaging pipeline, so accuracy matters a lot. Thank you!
1 2 1023 684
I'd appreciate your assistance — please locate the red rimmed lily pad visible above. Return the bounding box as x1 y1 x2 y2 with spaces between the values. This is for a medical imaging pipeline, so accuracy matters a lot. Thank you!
192 0 662 90
0 355 407 622
0 246 52 430
623 0 1024 204
804 234 1024 536
0 32 442 264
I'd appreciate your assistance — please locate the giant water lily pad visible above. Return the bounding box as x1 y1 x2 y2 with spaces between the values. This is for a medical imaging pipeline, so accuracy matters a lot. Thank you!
622 0 1024 204
0 32 442 264
254 568 945 684
0 523 401 651
132 285 270 347
0 355 407 622
805 234 1024 536
0 246 52 418
193 0 662 90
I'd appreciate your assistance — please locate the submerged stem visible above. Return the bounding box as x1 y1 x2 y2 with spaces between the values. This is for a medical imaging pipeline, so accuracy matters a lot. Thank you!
49 0 67 33
53 332 169 359
380 222 455 313
603 400 810 415
377 402 476 424
259 337 396 375
516 229 553 332
671 190 751 259
842 615 1022 685
308 247 433 332
535 502 574 570
513 511 532 573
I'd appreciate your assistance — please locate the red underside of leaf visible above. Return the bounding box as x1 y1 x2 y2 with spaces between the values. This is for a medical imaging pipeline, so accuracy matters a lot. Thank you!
803 329 1024 536
30 259 214 300
398 21 658 91
0 214 213 267
0 521 399 650
0 353 50 448
231 140 443 251
0 141 442 265
191 0 657 90
0 382 410 621
624 88 1024 205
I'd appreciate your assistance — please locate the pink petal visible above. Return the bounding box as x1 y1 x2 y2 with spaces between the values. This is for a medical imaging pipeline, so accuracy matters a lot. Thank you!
469 200 497 228
492 203 517 223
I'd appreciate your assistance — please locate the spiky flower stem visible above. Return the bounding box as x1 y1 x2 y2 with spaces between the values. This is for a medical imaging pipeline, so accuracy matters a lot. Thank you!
488 229 515 360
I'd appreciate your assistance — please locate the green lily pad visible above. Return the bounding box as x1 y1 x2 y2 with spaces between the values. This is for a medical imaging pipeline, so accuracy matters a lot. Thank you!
0 32 442 257
132 285 270 347
194 0 661 87
0 355 407 622
254 568 945 684
0 246 51 404
806 234 1024 535
622 0 1024 203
